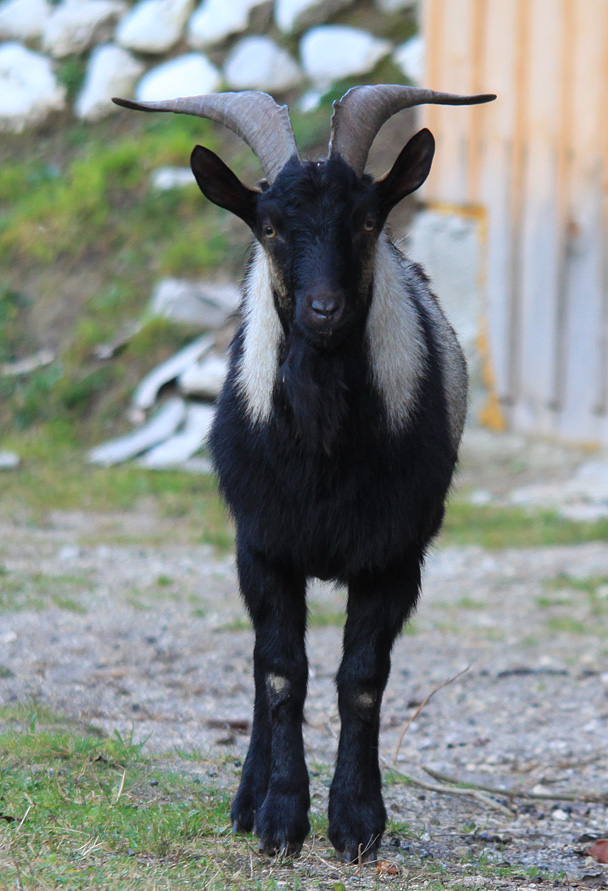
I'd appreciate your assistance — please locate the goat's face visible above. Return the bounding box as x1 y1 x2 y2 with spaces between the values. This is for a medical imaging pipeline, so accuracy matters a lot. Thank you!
255 157 378 347
190 129 435 349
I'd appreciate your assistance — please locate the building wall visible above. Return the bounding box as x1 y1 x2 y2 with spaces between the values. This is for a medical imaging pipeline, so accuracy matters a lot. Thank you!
420 0 608 445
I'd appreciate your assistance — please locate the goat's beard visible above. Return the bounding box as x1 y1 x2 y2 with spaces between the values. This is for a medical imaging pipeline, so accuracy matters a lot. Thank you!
279 333 349 456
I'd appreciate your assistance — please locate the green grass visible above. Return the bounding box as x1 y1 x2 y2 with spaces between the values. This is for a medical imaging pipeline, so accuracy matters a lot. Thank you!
0 706 419 891
1 317 208 438
536 572 608 635
0 116 226 269
0 434 233 551
441 501 608 549
0 706 239 890
545 572 608 596
0 568 90 613
0 113 251 442
0 704 572 890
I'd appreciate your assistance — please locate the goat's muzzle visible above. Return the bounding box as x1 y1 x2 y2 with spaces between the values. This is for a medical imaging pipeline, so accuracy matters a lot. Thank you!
298 289 345 339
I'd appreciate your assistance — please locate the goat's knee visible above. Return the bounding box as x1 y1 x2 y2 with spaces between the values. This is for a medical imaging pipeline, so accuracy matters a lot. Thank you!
338 682 382 723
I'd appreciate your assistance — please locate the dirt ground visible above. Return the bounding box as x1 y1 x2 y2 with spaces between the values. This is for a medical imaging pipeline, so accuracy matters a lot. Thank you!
1 429 608 889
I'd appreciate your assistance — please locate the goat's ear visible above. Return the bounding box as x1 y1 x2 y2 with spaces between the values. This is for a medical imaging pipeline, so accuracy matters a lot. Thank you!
374 128 435 215
190 145 257 229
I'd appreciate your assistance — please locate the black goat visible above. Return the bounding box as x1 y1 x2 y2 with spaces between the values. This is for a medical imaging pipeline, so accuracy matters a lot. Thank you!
114 85 495 863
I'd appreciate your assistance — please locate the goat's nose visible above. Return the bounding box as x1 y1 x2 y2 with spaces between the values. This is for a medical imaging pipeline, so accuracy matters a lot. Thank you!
310 295 342 320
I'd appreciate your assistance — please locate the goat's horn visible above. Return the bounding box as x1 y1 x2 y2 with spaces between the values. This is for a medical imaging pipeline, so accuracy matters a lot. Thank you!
328 84 496 175
112 91 300 183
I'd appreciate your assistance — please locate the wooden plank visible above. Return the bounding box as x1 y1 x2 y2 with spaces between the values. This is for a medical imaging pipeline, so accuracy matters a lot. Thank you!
557 0 607 442
511 0 564 435
423 0 475 205
596 3 608 423
466 0 489 203
477 0 521 406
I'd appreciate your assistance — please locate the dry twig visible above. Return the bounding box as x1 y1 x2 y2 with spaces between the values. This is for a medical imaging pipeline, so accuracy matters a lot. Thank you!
393 666 470 764
422 766 608 806
382 757 514 816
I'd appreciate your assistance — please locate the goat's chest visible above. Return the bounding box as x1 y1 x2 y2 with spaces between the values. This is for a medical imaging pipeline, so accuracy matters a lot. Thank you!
230 420 445 579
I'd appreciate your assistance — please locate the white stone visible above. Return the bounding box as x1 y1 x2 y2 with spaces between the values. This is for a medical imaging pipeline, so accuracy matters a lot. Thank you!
75 44 144 121
0 43 66 132
139 403 215 468
0 450 20 469
58 545 81 561
42 0 126 58
275 0 353 34
132 334 213 410
93 320 142 360
150 278 240 328
469 489 493 506
510 459 608 513
374 0 416 11
393 34 424 85
135 53 221 102
300 26 391 85
181 455 213 473
297 88 322 113
116 0 194 54
224 35 302 93
88 397 187 466
0 0 51 41
187 0 267 49
151 166 196 190
559 503 608 522
178 353 227 399
1 348 54 376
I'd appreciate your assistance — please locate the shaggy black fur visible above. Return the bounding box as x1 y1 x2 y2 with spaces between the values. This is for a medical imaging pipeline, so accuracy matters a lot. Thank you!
194 136 464 862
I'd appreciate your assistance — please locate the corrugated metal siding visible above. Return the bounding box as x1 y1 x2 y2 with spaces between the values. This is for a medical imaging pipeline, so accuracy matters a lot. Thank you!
421 0 608 444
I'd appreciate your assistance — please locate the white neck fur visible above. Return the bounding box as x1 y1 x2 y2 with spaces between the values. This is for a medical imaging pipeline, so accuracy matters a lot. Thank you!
237 236 426 430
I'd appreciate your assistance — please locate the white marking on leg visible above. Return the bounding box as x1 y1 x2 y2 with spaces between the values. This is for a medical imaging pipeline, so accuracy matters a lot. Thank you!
267 673 289 695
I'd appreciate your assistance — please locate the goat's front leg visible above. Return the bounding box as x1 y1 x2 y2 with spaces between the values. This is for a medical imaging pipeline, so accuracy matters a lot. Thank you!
232 539 309 855
328 555 422 863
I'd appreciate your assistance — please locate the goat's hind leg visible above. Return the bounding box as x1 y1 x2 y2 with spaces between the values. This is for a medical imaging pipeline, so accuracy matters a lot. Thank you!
232 540 310 855
328 555 422 863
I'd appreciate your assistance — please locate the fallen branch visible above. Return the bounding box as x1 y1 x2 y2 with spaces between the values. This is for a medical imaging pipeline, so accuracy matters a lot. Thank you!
422 766 608 806
393 666 470 764
381 757 514 817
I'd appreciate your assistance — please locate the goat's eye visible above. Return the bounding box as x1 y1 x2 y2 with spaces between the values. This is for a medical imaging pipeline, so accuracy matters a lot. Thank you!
263 224 276 239
363 218 375 233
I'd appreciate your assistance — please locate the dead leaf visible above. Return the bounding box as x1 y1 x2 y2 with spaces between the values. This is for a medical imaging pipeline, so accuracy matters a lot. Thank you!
588 839 608 863
376 860 399 875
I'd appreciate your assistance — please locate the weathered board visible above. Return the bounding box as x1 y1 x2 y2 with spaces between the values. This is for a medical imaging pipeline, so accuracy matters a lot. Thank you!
420 0 608 445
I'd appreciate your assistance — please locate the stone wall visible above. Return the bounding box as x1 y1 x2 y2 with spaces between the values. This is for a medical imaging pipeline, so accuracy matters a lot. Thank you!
0 0 421 131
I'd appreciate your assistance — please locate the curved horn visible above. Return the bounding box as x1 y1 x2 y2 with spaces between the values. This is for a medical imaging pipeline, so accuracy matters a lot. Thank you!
112 91 300 183
328 84 496 175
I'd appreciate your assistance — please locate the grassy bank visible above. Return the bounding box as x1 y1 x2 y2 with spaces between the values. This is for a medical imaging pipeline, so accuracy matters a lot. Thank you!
0 705 544 891
0 93 341 447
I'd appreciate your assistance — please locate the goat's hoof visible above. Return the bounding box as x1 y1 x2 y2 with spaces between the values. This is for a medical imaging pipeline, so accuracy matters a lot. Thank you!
231 813 255 834
258 839 303 858
328 788 385 865
231 789 261 834
339 843 379 865
254 790 310 859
